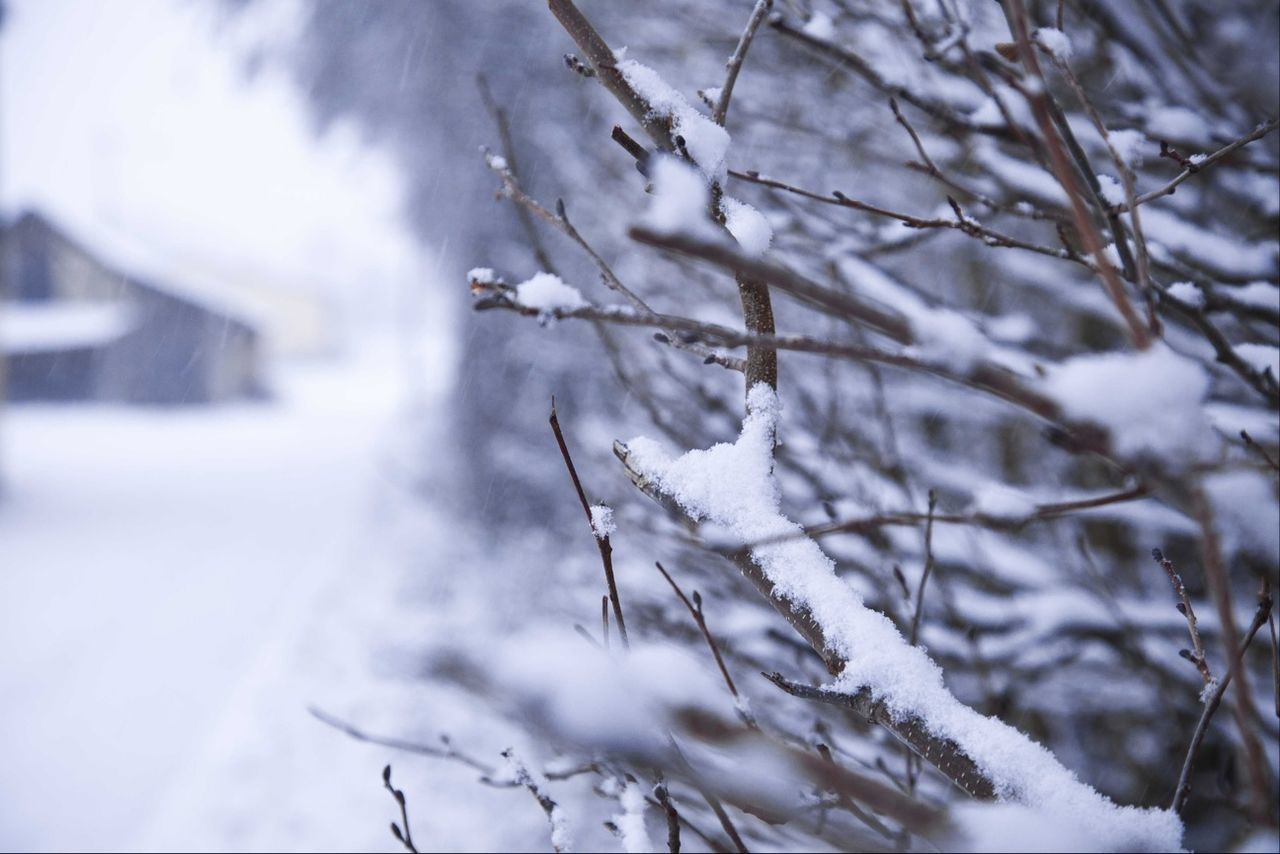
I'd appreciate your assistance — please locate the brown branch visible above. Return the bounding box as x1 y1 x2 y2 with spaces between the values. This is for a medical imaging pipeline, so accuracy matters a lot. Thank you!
1170 581 1274 814
1001 0 1150 350
908 490 938 646
728 169 1073 262
501 749 570 853
551 398 629 648
654 782 683 854
1190 487 1272 822
763 672 998 800
547 0 777 396
1151 548 1212 685
713 0 773 126
1120 118 1279 211
655 561 747 714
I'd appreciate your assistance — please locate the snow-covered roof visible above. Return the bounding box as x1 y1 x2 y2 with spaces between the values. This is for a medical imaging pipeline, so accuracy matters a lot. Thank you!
5 209 268 330
0 302 136 354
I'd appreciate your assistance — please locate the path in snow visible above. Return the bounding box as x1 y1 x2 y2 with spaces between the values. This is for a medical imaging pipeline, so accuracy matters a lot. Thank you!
0 338 539 852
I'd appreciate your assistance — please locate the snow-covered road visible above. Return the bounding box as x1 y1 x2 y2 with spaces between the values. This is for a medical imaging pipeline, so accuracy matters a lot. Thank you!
0 342 503 851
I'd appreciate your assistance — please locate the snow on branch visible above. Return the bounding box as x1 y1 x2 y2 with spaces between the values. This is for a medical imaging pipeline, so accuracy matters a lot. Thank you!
618 384 1185 851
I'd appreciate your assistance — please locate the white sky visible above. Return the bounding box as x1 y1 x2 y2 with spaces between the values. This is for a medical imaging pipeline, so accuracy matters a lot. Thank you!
0 0 422 331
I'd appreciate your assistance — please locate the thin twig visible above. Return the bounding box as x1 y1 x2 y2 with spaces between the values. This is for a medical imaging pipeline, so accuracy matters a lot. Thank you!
654 782 683 854
1240 430 1280 472
1152 548 1212 685
382 765 420 853
551 397 629 648
655 562 749 721
1170 581 1273 814
908 490 937 647
713 0 773 127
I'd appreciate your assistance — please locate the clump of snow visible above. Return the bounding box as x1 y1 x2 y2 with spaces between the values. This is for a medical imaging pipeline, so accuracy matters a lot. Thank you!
618 60 731 180
1203 470 1280 565
1044 344 1214 461
908 308 990 374
488 631 735 753
642 156 712 235
1230 282 1280 311
702 85 722 104
1034 27 1073 61
1096 174 1125 207
1166 281 1204 308
985 313 1037 344
623 385 1185 852
612 782 654 854
721 196 773 257
589 504 616 540
488 154 508 171
467 266 498 285
1146 105 1213 146
1108 129 1147 168
1234 342 1279 379
972 483 1037 520
549 805 573 853
802 11 836 41
515 272 588 314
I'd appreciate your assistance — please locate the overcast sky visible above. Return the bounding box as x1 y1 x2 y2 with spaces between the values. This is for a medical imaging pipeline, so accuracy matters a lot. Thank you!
1 0 423 324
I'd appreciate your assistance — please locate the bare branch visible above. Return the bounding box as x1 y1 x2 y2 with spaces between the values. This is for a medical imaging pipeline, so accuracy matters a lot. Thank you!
713 0 773 127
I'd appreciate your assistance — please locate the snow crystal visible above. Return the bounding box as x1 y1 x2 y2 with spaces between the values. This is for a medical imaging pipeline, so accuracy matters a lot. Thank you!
1108 129 1147 168
1034 27 1073 61
1234 342 1279 379
618 60 731 180
1166 281 1204 308
1045 344 1214 461
972 483 1037 520
801 11 836 41
623 385 1184 852
467 266 498 285
642 156 712 235
909 307 990 374
721 196 772 257
1095 174 1125 207
612 782 654 854
515 272 588 313
589 504 616 540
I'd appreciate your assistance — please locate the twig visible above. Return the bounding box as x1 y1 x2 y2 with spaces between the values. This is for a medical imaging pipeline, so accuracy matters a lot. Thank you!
1151 548 1212 685
551 397 629 648
310 707 495 775
908 490 937 647
762 672 997 799
655 562 750 722
1240 430 1280 472
1170 581 1274 814
713 0 773 127
654 782 682 854
477 76 559 275
602 594 611 650
1190 488 1273 822
382 765 419 853
1118 118 1279 211
501 749 571 853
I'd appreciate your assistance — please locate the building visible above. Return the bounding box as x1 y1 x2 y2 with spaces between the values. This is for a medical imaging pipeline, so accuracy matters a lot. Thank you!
0 210 264 404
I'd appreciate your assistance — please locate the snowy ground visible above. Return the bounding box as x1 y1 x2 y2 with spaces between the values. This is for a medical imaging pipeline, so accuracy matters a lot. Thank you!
0 333 547 852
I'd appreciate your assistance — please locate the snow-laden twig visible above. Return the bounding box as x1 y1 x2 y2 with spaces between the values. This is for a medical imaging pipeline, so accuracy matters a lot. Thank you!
618 384 1185 851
